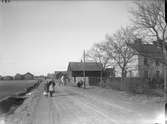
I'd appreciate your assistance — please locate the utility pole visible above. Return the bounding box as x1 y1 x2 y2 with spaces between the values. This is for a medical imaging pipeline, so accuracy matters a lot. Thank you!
83 50 86 89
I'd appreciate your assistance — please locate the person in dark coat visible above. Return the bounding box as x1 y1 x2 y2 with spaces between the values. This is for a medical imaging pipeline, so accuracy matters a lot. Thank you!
48 79 55 97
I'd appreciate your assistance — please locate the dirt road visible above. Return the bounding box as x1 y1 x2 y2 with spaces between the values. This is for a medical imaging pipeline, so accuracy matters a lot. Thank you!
31 85 164 124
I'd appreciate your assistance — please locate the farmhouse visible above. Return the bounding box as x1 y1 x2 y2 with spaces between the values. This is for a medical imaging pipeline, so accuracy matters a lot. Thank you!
0 75 2 80
23 72 34 80
2 76 13 80
15 73 23 80
67 62 103 86
128 39 167 80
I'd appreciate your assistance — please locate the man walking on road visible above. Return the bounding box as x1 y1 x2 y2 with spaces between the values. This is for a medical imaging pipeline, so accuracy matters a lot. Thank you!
48 79 55 97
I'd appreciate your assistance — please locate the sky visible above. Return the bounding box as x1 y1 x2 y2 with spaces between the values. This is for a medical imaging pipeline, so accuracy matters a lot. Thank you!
0 1 135 76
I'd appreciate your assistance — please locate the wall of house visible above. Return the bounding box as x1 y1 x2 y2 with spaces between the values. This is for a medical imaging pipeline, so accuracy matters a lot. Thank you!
69 76 89 85
68 71 99 86
138 55 164 79
127 55 139 77
76 77 89 86
24 74 33 80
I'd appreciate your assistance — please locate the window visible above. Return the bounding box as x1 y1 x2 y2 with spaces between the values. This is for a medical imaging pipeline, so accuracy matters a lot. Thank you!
144 71 149 79
155 60 159 66
156 71 160 78
144 57 148 65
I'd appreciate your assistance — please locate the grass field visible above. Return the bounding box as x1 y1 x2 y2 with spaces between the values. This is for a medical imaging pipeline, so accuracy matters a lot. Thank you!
0 80 37 100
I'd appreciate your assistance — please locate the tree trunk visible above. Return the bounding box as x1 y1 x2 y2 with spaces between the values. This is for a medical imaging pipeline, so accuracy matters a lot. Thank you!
121 69 127 80
100 70 103 87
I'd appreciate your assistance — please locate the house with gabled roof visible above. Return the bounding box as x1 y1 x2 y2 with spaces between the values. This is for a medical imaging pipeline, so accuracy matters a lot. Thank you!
0 75 2 80
67 62 103 86
14 73 24 80
128 39 167 80
2 76 13 80
23 72 34 80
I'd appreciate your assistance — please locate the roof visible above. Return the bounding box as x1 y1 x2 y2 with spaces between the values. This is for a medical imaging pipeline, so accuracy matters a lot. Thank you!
68 62 103 71
129 43 167 65
24 72 34 76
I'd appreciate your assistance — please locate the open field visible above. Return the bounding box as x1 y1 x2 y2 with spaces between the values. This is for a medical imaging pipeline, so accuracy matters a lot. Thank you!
0 80 37 100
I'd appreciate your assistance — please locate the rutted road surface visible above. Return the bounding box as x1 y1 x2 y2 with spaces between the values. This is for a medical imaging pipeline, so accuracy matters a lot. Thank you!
32 85 164 124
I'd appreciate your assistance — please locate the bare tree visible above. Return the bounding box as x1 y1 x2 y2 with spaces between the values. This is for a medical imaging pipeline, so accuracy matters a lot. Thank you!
85 42 111 69
102 27 137 79
130 0 167 95
85 43 114 87
130 0 166 42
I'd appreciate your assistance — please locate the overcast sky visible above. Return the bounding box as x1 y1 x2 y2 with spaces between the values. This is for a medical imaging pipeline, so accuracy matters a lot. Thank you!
0 1 135 76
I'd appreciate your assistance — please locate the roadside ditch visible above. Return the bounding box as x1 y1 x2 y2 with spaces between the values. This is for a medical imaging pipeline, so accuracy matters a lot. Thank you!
0 80 43 124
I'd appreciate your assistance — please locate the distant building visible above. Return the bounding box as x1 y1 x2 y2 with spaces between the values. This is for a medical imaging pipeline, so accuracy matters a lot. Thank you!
14 73 24 80
54 71 67 79
47 73 55 79
0 75 2 80
34 75 45 80
23 72 34 80
67 62 103 86
128 39 167 80
55 71 67 75
2 76 13 80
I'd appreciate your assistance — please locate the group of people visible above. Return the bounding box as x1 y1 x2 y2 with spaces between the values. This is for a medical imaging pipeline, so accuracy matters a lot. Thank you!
43 76 66 97
44 79 56 97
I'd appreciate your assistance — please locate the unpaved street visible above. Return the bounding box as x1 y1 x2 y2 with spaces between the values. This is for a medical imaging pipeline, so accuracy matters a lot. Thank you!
32 84 164 124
